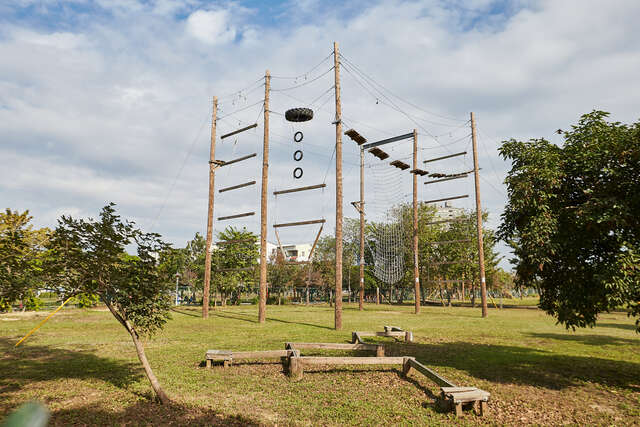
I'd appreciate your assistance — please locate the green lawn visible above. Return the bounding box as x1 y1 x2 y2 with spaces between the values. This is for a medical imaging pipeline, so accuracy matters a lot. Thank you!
1 303 638 426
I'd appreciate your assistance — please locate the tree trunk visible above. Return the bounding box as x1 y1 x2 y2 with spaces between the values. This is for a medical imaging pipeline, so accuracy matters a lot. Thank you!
103 300 170 405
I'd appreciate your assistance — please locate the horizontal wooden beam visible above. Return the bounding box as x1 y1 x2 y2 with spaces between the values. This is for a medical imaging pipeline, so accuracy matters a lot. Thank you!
427 261 469 266
217 212 255 221
220 123 258 140
425 218 469 226
408 358 456 388
286 342 378 351
215 267 255 272
363 132 413 149
298 356 408 366
425 239 472 245
215 153 257 167
423 151 467 163
273 183 326 195
424 175 468 185
219 180 256 193
273 219 326 228
423 195 469 204
216 238 256 245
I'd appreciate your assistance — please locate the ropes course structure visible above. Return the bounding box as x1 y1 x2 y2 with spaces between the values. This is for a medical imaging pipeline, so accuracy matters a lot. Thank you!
145 40 499 324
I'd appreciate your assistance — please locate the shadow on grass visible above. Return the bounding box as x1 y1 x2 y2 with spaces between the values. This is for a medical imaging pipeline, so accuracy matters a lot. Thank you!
596 322 638 332
171 308 201 318
213 310 333 330
0 338 141 396
381 340 640 392
527 332 640 346
49 400 259 426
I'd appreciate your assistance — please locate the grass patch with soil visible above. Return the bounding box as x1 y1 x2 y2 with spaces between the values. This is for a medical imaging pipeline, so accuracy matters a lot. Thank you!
1 303 638 425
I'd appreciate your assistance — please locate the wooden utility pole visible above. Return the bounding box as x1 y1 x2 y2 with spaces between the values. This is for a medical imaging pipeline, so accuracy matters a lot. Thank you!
470 112 488 318
203 96 218 319
359 146 365 311
333 41 343 330
258 71 270 323
412 129 420 314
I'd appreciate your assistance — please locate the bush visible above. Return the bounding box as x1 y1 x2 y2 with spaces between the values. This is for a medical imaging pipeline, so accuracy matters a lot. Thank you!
0 297 11 312
24 293 42 311
74 293 100 308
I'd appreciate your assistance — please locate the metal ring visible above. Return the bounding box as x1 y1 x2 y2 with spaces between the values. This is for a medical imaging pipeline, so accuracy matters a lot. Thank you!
294 131 303 142
293 150 303 161
293 167 303 179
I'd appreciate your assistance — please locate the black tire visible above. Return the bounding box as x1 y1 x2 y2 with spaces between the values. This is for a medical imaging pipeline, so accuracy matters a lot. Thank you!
285 108 314 122
294 131 303 142
293 167 303 179
293 150 303 161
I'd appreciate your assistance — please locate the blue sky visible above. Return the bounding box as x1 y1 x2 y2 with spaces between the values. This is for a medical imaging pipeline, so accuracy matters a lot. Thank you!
2 0 640 272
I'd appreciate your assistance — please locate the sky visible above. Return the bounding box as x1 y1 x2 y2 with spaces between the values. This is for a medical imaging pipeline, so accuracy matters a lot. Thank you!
1 0 639 271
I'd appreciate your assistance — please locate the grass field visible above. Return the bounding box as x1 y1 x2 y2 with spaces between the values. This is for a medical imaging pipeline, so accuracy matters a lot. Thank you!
1 303 638 426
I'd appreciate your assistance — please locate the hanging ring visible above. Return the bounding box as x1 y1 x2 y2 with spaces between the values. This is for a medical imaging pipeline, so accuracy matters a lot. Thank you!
293 167 303 179
293 150 303 161
294 131 303 142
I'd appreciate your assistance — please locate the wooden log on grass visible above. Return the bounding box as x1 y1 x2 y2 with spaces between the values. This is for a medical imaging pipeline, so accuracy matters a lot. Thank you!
298 356 408 366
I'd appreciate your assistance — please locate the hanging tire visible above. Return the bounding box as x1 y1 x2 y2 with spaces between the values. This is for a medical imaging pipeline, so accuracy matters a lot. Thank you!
285 108 314 122
294 131 303 142
293 150 303 161
293 167 303 179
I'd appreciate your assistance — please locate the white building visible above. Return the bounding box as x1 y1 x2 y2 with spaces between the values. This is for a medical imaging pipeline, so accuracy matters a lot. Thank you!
433 201 466 222
268 242 313 262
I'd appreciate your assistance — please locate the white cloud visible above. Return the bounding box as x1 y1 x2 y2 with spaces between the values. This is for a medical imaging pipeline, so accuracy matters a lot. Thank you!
185 9 237 45
1 0 640 270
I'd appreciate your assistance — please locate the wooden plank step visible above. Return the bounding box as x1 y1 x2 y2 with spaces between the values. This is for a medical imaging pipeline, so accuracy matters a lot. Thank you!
206 350 233 360
446 390 490 403
441 387 477 393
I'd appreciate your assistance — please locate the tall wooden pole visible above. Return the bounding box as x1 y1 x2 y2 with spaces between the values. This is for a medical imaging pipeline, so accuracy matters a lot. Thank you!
258 71 270 323
333 41 343 330
470 112 488 318
412 129 420 314
203 96 218 318
358 146 365 311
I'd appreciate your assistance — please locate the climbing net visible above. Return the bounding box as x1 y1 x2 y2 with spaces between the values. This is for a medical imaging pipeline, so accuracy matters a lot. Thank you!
366 146 412 285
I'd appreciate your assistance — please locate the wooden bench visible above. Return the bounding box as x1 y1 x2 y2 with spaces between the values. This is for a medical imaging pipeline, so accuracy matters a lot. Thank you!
205 349 293 368
440 386 490 417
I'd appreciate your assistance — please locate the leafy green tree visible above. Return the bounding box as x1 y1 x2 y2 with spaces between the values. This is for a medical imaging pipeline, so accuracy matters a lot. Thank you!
499 111 640 331
210 227 258 304
0 209 50 310
45 204 172 403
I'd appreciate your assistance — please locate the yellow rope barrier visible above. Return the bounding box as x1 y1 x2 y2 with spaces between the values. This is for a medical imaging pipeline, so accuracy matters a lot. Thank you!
14 297 73 347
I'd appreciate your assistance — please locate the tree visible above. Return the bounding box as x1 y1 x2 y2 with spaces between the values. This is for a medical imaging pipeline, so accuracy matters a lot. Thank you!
210 227 258 305
45 204 172 403
0 209 50 310
499 111 640 332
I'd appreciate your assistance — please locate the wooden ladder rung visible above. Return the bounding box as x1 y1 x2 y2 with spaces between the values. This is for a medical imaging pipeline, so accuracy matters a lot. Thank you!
423 195 468 204
390 160 410 170
220 123 257 140
424 151 467 163
273 183 326 195
273 219 326 228
219 181 256 193
215 267 255 272
368 147 389 160
216 238 256 245
217 212 255 221
215 153 257 167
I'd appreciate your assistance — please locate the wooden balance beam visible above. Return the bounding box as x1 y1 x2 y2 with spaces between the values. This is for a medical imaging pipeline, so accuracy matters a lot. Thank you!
287 355 412 380
285 342 384 357
205 349 297 368
351 326 414 343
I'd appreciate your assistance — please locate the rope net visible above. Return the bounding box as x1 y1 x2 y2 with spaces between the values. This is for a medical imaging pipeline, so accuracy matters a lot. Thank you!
366 147 412 285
